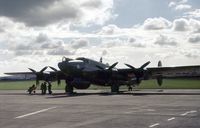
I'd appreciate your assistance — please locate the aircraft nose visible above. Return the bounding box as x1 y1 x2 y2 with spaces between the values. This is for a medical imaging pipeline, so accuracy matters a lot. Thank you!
58 61 65 71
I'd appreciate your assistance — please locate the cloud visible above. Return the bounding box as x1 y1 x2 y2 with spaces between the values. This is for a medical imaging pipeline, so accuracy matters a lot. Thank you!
0 0 114 27
0 0 79 26
35 33 49 43
184 9 200 19
71 38 89 49
41 40 64 49
142 17 171 30
154 35 177 46
101 49 108 56
172 18 189 31
15 50 33 56
98 24 120 35
188 34 200 43
180 49 200 58
81 0 102 8
47 48 74 55
127 37 145 47
168 2 176 8
175 4 191 11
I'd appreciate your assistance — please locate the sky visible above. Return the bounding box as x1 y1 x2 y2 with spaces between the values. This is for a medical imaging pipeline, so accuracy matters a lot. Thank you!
0 0 200 75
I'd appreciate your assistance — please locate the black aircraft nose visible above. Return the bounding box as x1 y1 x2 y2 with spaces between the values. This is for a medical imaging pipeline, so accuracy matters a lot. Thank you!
58 62 65 71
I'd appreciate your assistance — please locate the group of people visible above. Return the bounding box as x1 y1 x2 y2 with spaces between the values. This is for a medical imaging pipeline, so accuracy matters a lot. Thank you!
40 82 52 95
27 82 52 95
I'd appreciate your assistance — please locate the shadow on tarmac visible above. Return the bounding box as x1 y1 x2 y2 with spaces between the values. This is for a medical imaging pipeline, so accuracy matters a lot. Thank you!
46 90 200 99
1 90 200 98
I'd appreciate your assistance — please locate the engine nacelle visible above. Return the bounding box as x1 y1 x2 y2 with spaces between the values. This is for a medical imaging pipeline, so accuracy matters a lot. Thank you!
72 79 91 89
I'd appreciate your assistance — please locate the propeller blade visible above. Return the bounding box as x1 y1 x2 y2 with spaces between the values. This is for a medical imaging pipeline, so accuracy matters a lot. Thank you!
49 66 58 72
40 66 48 73
49 66 62 86
140 61 150 69
28 68 37 73
108 62 118 70
125 63 136 70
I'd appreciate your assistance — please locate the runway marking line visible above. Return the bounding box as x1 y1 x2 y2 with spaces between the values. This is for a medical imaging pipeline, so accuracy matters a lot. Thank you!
167 117 175 121
180 110 197 116
15 106 57 119
149 123 160 128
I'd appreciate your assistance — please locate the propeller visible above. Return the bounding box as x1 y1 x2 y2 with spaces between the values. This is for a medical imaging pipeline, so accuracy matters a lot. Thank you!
156 60 163 86
108 62 118 70
96 62 118 81
49 66 61 85
96 62 118 71
125 61 150 84
28 66 48 86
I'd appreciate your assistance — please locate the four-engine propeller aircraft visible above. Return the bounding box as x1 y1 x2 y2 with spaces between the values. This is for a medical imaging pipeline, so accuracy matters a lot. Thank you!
5 57 200 94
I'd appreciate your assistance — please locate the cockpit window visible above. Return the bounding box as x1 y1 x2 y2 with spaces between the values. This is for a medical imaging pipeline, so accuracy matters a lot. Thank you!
76 57 89 63
62 57 73 62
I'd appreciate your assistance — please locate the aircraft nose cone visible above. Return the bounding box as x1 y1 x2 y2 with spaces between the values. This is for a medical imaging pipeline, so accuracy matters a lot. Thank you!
58 62 65 71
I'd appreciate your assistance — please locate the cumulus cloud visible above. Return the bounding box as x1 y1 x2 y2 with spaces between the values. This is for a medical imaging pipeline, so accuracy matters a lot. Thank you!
127 37 145 47
41 40 64 49
101 38 124 48
180 49 200 58
47 48 74 55
184 9 200 19
168 2 176 8
188 34 200 43
98 24 120 35
101 49 108 56
71 38 89 49
154 35 177 46
172 18 189 31
35 33 49 43
142 17 171 30
172 18 200 32
0 0 114 27
175 4 191 11
15 50 33 56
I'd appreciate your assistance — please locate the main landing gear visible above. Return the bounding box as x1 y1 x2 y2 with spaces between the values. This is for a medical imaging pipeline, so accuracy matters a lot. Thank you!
65 80 74 94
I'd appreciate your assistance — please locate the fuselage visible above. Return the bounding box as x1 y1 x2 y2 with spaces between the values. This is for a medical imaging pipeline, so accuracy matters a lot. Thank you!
58 57 136 87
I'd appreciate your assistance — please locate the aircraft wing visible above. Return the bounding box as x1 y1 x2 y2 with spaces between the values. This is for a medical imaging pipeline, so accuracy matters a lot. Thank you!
5 72 34 75
147 65 200 79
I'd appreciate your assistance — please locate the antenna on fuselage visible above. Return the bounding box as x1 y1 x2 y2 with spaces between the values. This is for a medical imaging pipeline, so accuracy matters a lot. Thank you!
100 57 103 63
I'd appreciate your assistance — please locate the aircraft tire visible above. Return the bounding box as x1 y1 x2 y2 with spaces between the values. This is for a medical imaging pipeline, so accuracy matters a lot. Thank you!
65 82 74 94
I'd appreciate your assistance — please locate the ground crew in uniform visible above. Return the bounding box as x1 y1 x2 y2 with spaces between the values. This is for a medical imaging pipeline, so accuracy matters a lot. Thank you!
40 82 44 94
28 84 36 94
48 82 52 94
43 82 47 94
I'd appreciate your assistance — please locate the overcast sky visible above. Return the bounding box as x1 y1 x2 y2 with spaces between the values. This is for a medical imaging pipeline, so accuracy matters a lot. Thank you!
0 0 200 75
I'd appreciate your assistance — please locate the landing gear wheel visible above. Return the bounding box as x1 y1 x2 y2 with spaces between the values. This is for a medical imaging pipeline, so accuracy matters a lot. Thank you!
65 81 74 94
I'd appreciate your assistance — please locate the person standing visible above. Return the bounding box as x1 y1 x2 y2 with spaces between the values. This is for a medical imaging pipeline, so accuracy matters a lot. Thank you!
40 83 44 94
43 82 47 95
48 82 52 94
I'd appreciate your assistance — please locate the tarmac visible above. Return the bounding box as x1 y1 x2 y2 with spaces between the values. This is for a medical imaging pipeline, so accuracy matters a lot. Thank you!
0 89 200 128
